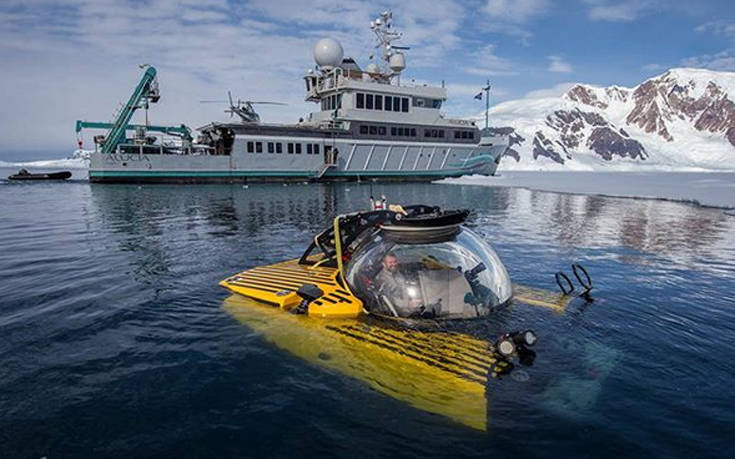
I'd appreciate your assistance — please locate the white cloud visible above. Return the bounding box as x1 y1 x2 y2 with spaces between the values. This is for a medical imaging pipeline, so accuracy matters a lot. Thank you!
681 49 735 72
446 82 507 99
583 0 654 22
523 82 577 99
642 63 665 72
686 20 735 71
547 55 573 73
464 44 518 76
483 0 550 23
695 20 735 38
0 0 470 154
480 0 550 42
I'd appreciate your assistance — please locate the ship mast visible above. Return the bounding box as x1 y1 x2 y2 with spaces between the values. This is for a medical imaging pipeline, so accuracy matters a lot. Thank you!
484 80 491 130
369 11 408 84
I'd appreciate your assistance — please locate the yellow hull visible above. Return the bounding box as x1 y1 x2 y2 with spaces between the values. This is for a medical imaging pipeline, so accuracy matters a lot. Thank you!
224 293 505 431
220 259 575 430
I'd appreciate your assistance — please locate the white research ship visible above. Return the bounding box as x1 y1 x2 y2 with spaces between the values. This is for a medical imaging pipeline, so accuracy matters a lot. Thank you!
81 11 508 183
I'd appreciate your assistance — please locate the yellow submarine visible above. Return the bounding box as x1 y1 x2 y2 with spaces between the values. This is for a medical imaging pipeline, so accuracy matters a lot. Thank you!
221 201 589 430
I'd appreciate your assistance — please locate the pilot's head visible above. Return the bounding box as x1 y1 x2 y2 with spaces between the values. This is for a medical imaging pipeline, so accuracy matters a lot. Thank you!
382 252 399 272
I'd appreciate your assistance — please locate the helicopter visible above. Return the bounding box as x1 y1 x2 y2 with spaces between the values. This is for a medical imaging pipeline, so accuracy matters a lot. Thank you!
200 91 286 123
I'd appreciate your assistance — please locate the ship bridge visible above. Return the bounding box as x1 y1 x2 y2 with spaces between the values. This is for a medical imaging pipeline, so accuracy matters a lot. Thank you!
302 11 467 129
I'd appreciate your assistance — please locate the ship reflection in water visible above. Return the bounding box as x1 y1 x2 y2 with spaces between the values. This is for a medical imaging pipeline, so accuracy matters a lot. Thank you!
88 182 735 435
1 180 731 457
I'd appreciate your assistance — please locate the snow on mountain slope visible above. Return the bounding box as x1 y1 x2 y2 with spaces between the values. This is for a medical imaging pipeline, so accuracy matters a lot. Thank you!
482 68 735 171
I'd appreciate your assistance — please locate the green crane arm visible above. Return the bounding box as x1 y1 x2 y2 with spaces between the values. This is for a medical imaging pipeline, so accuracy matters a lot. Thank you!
75 120 193 142
101 66 159 154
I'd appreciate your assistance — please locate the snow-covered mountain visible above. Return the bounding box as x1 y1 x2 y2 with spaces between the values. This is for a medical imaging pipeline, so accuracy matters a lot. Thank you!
483 68 735 171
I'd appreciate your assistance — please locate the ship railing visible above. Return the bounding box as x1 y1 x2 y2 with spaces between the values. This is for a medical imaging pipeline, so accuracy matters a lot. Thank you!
114 143 215 156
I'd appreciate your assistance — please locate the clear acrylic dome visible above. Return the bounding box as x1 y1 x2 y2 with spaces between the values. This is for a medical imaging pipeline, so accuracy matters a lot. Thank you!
345 226 511 319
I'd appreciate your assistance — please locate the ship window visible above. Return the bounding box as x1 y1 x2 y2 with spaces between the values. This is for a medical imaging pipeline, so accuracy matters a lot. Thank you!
397 127 404 136
454 131 461 139
366 94 374 110
307 144 313 154
296 143 302 154
413 98 425 107
276 143 282 153
469 131 475 139
356 93 365 109
385 96 392 111
314 144 320 155
439 130 444 138
375 95 383 110
247 141 254 153
360 125 368 134
256 142 263 153
288 143 294 154
268 142 274 153
378 126 386 135
337 94 342 109
402 98 409 112
433 99 442 109
391 127 397 136
369 126 377 135
424 129 431 138
411 128 416 137
392 97 400 111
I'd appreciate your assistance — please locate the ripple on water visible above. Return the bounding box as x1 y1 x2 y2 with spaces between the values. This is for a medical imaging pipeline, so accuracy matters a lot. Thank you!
1 179 734 458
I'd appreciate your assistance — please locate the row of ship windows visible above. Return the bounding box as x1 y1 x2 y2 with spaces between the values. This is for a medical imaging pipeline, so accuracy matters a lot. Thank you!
321 94 342 111
356 93 410 112
246 141 321 155
359 125 417 137
358 125 475 139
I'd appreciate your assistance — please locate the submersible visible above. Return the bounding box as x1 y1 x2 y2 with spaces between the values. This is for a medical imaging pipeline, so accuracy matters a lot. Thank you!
220 199 592 430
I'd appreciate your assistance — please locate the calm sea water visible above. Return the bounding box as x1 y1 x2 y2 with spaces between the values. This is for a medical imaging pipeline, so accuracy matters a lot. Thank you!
1 170 734 458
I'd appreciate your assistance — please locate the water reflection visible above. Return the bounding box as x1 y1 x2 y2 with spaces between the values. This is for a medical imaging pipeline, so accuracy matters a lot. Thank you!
88 183 735 278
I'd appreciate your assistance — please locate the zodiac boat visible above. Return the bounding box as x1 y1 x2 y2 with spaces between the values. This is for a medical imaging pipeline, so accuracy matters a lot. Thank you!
8 169 72 181
221 202 583 430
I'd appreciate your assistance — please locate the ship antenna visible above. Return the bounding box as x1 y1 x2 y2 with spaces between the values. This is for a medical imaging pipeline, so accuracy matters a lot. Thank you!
484 80 491 130
369 10 408 83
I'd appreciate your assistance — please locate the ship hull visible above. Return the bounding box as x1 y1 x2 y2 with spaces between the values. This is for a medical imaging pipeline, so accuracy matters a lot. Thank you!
89 136 506 184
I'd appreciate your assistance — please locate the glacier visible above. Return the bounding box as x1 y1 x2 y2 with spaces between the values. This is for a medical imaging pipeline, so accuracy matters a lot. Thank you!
480 68 735 172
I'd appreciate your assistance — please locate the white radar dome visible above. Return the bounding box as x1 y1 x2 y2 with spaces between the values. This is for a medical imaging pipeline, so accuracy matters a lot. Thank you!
314 38 344 69
366 63 379 74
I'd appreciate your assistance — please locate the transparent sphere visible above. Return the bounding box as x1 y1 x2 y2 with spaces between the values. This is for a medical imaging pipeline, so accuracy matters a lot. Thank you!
345 226 512 319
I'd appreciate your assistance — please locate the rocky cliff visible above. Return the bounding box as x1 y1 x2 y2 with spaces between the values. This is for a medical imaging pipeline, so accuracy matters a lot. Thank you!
483 68 735 170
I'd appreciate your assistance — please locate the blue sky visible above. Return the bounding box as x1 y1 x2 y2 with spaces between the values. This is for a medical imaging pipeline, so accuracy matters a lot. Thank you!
1 0 734 158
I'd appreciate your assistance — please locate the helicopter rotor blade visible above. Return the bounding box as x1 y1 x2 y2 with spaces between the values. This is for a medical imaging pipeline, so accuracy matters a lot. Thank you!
228 90 234 107
245 101 288 106
200 100 228 103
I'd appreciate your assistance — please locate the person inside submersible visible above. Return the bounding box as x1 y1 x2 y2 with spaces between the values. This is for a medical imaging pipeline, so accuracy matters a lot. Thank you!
374 252 426 317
